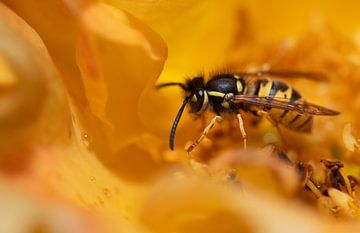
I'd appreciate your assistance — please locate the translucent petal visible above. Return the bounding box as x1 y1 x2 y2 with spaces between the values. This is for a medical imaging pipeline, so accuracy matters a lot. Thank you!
0 2 68 154
2 0 92 105
0 181 105 233
77 3 167 152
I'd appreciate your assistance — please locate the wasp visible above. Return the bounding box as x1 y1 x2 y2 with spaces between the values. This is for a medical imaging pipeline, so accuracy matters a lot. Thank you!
157 71 339 152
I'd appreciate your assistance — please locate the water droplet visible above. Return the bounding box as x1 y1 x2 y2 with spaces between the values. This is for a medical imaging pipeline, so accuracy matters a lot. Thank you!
98 197 104 206
103 188 111 198
82 133 90 147
90 176 96 183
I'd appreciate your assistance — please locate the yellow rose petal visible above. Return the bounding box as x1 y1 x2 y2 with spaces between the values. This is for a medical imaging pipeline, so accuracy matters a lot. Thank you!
77 3 167 151
0 57 18 89
0 180 106 233
2 0 93 108
0 2 68 154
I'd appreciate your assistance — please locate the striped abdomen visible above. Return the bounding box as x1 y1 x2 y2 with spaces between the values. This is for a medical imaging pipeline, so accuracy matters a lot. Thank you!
251 79 313 132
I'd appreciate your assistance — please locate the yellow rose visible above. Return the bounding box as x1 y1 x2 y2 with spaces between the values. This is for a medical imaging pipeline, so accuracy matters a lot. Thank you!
1 1 360 233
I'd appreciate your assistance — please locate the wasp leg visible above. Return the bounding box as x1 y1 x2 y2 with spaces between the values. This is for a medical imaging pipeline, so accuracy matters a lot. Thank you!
236 113 247 149
186 115 223 153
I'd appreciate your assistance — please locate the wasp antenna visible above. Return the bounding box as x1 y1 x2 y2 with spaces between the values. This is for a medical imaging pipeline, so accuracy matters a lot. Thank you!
169 97 190 150
156 82 188 91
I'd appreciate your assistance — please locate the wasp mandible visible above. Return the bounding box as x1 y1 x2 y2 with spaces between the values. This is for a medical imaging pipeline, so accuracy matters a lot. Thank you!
157 71 339 152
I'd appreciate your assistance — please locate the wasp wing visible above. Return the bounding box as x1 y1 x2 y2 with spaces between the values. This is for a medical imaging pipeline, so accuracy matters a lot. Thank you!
231 95 339 115
235 70 328 82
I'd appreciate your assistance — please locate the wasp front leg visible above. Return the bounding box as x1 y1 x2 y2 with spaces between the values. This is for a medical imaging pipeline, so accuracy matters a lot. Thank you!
236 113 247 149
186 115 223 153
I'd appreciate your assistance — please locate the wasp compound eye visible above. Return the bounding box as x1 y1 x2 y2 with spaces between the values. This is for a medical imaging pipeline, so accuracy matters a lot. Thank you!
190 91 204 113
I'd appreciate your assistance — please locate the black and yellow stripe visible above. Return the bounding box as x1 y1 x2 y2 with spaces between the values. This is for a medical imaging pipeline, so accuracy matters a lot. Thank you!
254 79 313 132
206 74 246 113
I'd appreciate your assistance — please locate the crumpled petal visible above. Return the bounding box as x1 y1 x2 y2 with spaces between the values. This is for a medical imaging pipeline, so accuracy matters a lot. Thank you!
1 0 92 105
0 2 68 155
0 180 104 233
77 2 167 150
139 175 360 233
0 2 152 231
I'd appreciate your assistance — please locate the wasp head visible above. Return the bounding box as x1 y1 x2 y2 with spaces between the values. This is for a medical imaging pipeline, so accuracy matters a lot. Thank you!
156 76 207 150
